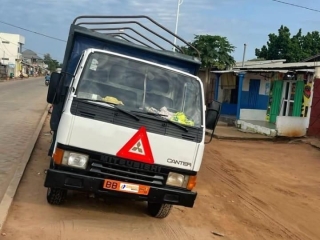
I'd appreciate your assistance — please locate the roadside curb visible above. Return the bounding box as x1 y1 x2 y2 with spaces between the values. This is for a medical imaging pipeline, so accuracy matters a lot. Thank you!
205 130 275 141
0 103 49 231
311 143 320 150
300 139 320 150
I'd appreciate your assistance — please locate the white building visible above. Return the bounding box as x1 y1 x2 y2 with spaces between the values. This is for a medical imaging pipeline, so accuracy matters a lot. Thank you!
0 33 25 77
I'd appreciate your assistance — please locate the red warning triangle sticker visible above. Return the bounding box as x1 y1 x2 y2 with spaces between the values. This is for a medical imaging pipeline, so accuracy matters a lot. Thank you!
116 127 154 164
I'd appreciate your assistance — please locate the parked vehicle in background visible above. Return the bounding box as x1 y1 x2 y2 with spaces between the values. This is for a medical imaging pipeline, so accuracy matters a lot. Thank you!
19 71 29 79
45 73 50 86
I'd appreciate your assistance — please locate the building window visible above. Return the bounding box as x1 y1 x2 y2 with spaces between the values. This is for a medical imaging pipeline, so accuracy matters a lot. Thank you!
19 43 22 53
2 41 9 44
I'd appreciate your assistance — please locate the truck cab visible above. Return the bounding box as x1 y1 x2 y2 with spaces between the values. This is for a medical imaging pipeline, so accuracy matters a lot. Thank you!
45 15 220 218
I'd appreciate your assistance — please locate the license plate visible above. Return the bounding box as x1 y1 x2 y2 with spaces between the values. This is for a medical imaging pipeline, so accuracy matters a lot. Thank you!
103 179 150 195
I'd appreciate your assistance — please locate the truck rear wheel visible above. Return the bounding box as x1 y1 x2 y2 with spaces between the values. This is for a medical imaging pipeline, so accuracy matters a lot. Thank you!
147 202 172 218
47 187 67 205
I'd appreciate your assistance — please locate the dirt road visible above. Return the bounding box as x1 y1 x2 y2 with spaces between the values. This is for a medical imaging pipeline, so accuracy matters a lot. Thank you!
1 117 320 240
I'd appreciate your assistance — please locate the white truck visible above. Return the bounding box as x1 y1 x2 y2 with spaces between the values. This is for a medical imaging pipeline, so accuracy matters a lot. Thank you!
45 15 221 218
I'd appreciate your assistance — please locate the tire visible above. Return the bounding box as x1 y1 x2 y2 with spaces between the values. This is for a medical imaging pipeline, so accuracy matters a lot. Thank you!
147 202 172 219
46 187 67 205
49 159 54 168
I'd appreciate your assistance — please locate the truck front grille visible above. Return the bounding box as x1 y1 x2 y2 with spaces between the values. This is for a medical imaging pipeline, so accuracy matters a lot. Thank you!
89 158 167 186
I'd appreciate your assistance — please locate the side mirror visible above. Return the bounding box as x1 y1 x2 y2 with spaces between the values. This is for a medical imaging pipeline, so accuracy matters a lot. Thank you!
47 72 61 104
205 100 221 144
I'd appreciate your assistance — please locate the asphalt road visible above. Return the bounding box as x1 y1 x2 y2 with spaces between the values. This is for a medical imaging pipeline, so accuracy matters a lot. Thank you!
0 78 48 203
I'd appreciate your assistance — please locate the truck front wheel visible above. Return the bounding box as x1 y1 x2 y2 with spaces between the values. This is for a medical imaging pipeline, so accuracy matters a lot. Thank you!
46 187 67 205
147 202 172 218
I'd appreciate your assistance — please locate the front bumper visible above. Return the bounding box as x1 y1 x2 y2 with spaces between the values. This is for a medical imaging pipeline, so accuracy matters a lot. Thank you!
44 169 197 207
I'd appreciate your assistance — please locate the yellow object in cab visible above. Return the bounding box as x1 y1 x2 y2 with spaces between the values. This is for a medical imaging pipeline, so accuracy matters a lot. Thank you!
102 96 124 105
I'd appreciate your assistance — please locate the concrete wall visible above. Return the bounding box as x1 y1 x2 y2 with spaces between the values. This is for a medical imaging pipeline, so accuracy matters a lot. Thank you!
217 72 270 116
276 116 308 137
198 69 215 104
242 73 270 93
240 109 267 121
237 119 277 136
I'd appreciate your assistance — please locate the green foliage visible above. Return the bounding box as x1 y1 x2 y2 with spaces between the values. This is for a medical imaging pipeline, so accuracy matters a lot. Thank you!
180 34 236 70
44 53 60 72
255 25 320 62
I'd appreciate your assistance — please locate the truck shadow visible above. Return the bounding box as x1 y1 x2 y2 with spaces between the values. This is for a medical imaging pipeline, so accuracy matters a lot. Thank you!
60 190 150 218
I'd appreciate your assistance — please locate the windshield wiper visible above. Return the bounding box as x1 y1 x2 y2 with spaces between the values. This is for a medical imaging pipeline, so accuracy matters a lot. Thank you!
76 98 140 121
131 110 168 117
163 117 188 132
132 110 188 132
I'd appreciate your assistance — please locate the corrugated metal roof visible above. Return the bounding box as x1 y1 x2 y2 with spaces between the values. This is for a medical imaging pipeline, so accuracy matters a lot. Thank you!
211 69 314 75
301 54 320 62
210 70 241 73
247 69 288 73
234 61 320 69
235 59 286 67
295 69 315 72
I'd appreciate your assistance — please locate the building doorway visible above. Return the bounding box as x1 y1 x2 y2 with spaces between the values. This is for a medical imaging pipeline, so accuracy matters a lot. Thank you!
280 81 295 116
269 80 304 123
248 79 260 109
279 80 304 117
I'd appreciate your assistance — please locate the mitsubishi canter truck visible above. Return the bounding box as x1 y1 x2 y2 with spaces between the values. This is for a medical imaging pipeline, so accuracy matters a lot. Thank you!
45 15 221 218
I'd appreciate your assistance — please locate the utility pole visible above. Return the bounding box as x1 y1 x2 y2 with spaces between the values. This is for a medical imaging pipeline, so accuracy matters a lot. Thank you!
241 43 247 67
173 0 183 52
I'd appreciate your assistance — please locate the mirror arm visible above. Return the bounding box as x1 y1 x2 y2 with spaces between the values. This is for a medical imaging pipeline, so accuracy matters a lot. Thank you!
204 128 214 144
204 108 221 144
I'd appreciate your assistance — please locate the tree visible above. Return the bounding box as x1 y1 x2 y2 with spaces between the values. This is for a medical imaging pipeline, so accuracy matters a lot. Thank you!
179 35 235 102
255 26 320 62
180 35 235 70
44 53 60 72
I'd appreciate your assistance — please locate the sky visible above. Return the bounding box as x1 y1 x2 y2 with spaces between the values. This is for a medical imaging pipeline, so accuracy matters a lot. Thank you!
0 0 319 63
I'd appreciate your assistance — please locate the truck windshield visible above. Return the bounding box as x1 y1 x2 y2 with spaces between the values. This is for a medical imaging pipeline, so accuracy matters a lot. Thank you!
76 52 202 127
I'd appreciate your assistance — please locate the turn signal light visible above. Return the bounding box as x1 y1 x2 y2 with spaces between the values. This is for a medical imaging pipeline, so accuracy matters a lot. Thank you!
53 148 64 164
187 175 197 190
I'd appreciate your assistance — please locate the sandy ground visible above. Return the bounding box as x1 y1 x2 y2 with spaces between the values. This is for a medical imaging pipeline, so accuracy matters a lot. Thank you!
1 116 320 240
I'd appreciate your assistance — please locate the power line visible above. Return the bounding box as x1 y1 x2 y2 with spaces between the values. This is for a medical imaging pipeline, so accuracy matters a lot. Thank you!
0 19 66 42
0 36 59 59
271 0 320 13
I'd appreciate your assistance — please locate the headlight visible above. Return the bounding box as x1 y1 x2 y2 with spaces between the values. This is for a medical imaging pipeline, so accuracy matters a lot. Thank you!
62 151 89 169
166 172 189 188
